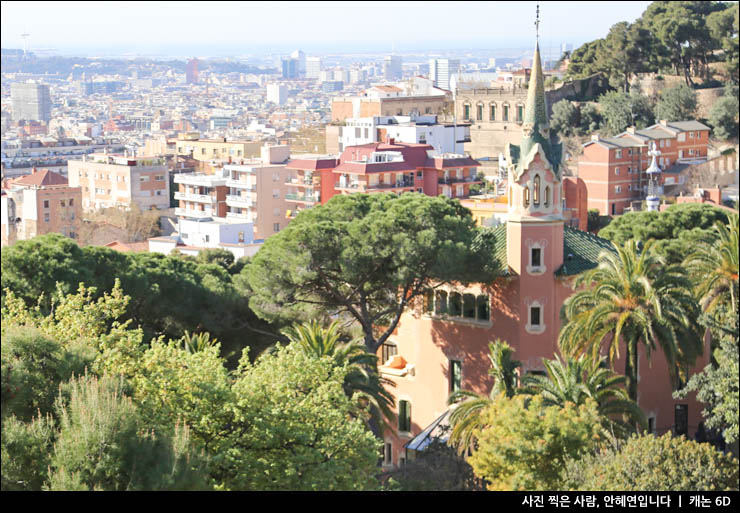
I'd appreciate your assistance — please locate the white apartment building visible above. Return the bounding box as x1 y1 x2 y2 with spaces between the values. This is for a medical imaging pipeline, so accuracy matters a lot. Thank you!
306 57 322 79
266 83 288 105
148 217 261 259
337 115 470 154
429 59 460 92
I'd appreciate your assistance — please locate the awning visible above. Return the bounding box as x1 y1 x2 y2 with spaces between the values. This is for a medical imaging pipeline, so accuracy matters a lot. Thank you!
404 410 450 452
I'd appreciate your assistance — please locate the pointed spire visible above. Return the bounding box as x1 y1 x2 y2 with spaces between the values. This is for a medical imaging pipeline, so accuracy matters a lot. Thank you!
523 41 548 130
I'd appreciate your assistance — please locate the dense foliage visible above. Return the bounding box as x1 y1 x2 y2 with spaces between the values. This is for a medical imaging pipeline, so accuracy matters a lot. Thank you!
655 82 698 121
563 433 739 491
597 90 655 135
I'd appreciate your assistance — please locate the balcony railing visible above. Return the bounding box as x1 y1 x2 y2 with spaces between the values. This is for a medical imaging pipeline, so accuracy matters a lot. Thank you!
225 179 255 190
175 207 213 218
225 194 254 208
174 191 215 203
336 181 366 191
285 193 319 203
438 175 481 185
174 174 225 187
367 179 416 190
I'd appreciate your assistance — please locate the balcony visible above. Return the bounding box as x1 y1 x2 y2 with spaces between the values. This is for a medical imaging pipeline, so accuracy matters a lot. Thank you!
174 173 225 187
226 211 256 222
226 178 255 190
174 191 216 203
285 193 320 204
226 194 254 208
366 179 416 190
175 207 214 218
285 176 319 188
336 181 366 192
438 175 482 185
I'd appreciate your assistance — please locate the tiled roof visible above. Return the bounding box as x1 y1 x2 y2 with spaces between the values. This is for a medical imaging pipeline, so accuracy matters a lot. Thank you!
486 223 616 277
665 120 711 132
556 225 617 276
12 168 68 187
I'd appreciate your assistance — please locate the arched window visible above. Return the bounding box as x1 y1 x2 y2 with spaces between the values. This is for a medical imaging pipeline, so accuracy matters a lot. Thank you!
503 104 510 122
477 294 490 321
476 103 483 121
463 293 476 319
449 292 462 316
544 186 550 207
533 175 540 206
463 103 471 121
524 186 530 207
423 289 434 313
435 290 448 315
517 104 524 122
490 103 497 121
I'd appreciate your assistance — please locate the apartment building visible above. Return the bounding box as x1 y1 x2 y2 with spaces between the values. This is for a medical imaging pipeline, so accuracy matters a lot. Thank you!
173 169 229 219
331 114 470 155
331 93 451 122
68 153 169 211
11 82 52 122
149 217 261 259
578 120 711 215
143 133 263 163
222 145 292 239
1 168 81 246
285 140 482 222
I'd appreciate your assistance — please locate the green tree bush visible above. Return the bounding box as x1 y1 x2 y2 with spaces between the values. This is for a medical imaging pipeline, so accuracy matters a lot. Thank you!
563 433 739 491
655 82 697 121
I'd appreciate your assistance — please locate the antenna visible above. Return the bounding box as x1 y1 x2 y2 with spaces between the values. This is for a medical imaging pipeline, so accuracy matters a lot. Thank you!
21 27 30 55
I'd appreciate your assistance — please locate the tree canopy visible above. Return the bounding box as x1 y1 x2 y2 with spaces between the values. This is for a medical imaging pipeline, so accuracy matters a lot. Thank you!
245 193 502 353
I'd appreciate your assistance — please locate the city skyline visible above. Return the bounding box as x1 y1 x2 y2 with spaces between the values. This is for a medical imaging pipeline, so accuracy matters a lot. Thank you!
1 1 652 57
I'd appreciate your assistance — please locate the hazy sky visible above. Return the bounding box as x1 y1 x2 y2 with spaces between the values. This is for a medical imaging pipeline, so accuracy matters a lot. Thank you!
1 1 653 56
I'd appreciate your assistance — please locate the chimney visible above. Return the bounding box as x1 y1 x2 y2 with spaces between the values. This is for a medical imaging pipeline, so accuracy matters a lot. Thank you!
627 127 636 134
591 134 600 142
660 120 668 126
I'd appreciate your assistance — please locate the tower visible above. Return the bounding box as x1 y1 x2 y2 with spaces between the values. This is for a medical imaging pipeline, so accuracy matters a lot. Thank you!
645 142 662 212
504 4 564 344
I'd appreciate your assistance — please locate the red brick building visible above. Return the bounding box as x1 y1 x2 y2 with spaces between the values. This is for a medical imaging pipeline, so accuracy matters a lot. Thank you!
577 120 711 215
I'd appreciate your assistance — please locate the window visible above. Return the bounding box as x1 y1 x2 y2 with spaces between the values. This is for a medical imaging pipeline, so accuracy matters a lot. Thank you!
398 400 411 432
70 212 75 220
204 234 210 243
648 417 656 434
665 139 671 147
523 186 530 207
69 198 74 206
273 223 280 232
60 199 66 207
615 167 620 175
383 443 392 465
463 293 476 319
44 213 50 223
530 306 541 326
628 184 632 191
449 360 462 393
463 104 471 120
531 247 542 268
476 295 490 321
423 289 434 313
381 342 398 365
490 103 496 121
435 290 448 315
273 189 280 199
517 105 523 122
449 292 462 316
355 127 361 138
615 185 622 193
544 186 550 207
503 105 509 121
533 175 540 205
615 150 622 158
476 103 483 121
43 200 50 209
674 404 688 437
155 175 165 181
140 175 150 182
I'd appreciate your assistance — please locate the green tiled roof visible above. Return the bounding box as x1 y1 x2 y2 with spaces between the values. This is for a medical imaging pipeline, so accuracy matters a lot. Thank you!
486 223 616 277
557 225 617 276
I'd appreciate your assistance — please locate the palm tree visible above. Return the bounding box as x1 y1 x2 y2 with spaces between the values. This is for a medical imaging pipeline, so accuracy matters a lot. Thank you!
684 214 739 314
282 320 396 433
559 239 703 402
520 354 647 434
180 330 218 353
447 340 521 454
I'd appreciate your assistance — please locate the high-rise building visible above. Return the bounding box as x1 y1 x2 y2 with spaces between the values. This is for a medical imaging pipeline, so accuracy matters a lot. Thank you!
290 49 306 74
281 58 299 79
383 55 402 81
11 82 51 122
266 83 288 105
429 58 460 92
186 58 199 84
306 57 322 79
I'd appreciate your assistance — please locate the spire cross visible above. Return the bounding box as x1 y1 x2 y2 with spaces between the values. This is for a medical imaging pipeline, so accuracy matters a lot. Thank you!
535 3 540 41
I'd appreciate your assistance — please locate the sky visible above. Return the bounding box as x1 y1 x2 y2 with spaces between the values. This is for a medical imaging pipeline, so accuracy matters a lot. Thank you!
1 1 653 57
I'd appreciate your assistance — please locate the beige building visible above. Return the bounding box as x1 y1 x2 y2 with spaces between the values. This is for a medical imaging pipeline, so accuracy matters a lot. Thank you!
1 168 82 246
221 145 292 240
68 153 170 211
331 95 451 122
143 132 263 163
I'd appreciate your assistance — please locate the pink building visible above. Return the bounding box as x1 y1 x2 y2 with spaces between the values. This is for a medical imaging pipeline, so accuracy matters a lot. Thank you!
379 42 708 467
